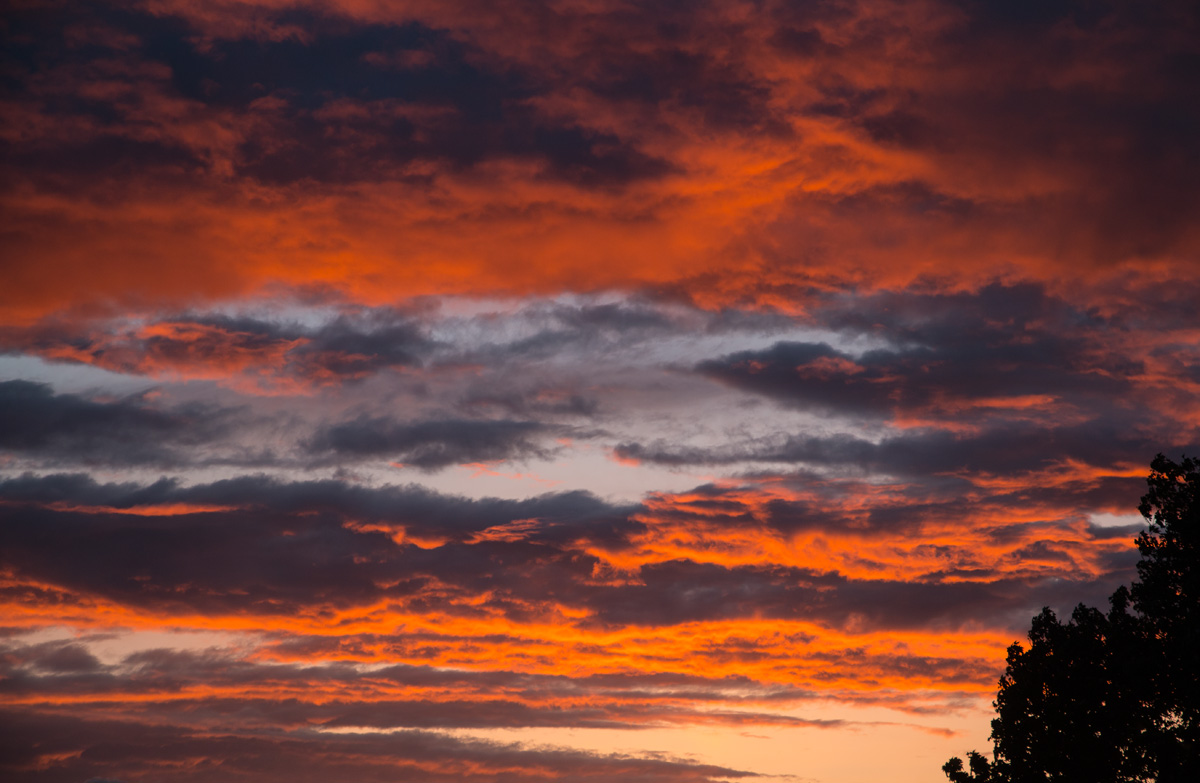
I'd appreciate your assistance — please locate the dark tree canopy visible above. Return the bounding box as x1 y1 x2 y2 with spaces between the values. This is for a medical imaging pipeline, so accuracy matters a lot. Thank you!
1134 455 1200 778
943 454 1200 783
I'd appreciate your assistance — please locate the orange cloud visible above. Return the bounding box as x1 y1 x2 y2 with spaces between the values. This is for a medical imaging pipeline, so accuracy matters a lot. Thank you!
4 0 1197 324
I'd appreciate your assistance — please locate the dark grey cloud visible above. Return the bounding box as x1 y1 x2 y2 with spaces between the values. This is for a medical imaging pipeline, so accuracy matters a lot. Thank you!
460 388 600 418
0 708 754 783
615 421 1190 482
178 310 434 379
0 380 233 466
307 416 554 470
458 301 683 363
0 472 630 615
0 639 103 674
650 283 1199 491
555 302 677 333
698 283 1136 420
2 2 674 190
0 473 622 539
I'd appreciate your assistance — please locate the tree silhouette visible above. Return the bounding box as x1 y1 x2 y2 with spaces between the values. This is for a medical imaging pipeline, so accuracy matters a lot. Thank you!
944 455 1199 782
1134 455 1200 780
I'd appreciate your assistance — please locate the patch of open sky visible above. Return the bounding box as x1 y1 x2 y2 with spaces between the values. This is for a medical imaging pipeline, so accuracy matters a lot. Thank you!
353 450 712 504
1089 511 1145 528
356 716 987 783
0 354 158 396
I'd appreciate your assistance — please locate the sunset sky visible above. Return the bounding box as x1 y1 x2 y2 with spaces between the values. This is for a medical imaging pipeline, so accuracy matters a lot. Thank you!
2 1 1199 781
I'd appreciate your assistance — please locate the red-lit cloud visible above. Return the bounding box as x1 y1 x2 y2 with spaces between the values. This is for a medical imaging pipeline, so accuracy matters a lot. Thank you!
3 0 1198 322
2 1 1198 781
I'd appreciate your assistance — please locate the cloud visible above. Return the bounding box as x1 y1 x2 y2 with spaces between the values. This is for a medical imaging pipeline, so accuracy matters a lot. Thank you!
307 416 556 470
4 3 674 189
644 283 1199 485
0 709 756 783
1 297 798 406
3 1 1197 320
0 640 871 732
0 472 1136 634
3 4 1198 778
0 380 234 466
0 308 434 391
615 420 1188 481
697 283 1139 420
3 639 104 673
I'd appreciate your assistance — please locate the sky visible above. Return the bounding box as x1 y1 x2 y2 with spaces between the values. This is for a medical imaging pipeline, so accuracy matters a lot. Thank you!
1 1 1199 781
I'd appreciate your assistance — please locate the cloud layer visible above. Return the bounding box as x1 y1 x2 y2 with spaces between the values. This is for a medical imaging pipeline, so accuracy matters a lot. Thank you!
3 2 1199 781
3 0 1198 320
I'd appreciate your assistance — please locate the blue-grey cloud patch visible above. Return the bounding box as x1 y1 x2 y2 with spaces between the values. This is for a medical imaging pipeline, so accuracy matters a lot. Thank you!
0 380 234 466
0 307 435 385
307 416 556 470
614 422 1191 480
698 283 1138 420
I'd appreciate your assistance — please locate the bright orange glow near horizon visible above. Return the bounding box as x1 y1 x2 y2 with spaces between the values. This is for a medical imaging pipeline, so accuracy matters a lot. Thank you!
2 1 1198 781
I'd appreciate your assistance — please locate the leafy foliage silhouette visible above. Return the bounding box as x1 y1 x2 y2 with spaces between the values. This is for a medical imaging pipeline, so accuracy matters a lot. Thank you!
943 454 1200 782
